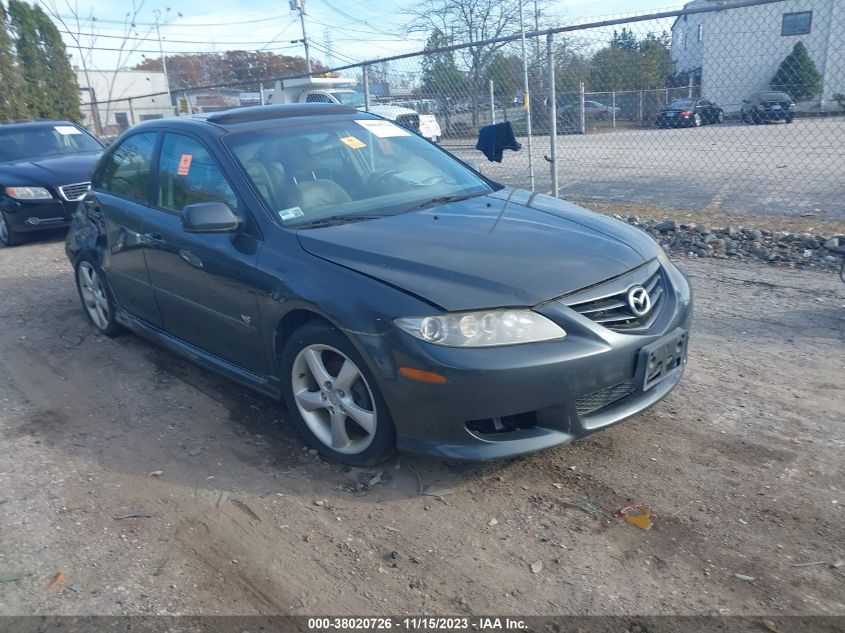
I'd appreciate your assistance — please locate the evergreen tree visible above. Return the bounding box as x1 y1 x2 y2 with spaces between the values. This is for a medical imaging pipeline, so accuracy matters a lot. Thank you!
34 4 81 121
770 42 822 102
421 28 466 98
8 0 52 118
0 1 27 120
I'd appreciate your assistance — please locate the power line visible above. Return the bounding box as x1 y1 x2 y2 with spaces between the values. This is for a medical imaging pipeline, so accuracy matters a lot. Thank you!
65 42 301 55
51 11 292 27
55 26 299 47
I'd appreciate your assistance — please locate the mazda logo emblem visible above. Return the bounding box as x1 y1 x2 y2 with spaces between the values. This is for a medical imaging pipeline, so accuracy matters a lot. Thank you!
627 285 651 317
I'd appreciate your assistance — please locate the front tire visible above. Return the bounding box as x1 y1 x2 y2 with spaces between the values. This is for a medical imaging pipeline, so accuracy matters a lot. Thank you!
280 321 396 465
0 211 23 247
75 256 122 336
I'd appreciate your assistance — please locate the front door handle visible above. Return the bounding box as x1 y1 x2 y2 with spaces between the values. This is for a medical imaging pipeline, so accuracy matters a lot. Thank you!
179 249 203 268
142 233 166 248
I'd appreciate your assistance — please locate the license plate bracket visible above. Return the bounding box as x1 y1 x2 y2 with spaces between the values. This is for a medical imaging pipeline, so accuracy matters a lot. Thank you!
634 328 687 392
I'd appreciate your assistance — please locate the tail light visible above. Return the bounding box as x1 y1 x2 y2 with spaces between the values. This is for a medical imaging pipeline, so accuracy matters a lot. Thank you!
681 110 692 117
756 104 765 111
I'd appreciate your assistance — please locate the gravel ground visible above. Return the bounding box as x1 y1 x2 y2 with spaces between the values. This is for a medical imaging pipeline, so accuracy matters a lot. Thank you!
0 233 843 616
442 117 845 220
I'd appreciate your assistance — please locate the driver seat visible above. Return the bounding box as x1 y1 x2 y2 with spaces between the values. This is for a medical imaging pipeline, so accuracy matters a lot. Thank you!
286 137 352 210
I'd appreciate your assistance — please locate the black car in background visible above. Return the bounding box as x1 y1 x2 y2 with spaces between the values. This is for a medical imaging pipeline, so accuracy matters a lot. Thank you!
65 104 692 465
655 98 724 128
0 120 104 246
741 91 796 124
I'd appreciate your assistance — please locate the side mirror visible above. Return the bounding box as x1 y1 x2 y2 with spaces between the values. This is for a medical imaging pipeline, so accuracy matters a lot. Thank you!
181 201 240 233
464 159 481 173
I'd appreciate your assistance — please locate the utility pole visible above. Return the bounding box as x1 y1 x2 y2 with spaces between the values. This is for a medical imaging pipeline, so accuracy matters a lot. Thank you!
153 9 173 114
290 0 312 73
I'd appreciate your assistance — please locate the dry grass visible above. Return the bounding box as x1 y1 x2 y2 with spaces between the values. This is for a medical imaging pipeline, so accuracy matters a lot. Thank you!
576 199 845 235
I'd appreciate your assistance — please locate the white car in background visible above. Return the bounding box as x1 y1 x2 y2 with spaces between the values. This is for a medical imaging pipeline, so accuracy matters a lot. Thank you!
266 77 441 142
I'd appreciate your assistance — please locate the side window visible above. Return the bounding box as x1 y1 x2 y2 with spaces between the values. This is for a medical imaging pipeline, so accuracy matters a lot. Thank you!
156 133 238 213
98 132 157 203
305 93 333 103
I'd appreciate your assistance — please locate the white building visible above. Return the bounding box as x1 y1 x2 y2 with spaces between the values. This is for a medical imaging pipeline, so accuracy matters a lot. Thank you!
671 0 843 112
76 70 173 137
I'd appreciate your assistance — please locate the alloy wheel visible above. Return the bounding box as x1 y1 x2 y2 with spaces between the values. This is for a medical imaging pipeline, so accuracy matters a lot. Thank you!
78 261 110 330
291 344 377 454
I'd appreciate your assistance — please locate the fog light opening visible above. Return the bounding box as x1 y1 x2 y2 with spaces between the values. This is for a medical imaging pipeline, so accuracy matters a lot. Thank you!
466 411 537 436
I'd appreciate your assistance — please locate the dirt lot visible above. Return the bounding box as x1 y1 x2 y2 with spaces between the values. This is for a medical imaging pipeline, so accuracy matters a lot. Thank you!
1 233 843 617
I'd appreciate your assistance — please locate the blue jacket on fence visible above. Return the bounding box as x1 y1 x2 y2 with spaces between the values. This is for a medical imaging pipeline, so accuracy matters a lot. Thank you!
475 121 522 163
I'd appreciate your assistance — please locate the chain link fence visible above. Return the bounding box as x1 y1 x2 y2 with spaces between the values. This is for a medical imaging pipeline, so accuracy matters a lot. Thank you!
81 0 845 219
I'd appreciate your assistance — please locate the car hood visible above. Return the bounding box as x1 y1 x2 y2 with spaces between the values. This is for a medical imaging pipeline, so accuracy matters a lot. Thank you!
0 152 100 187
297 189 659 311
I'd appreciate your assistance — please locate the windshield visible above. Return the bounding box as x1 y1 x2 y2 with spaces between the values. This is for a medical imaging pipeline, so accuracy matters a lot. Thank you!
225 118 494 227
334 91 366 108
667 100 695 109
0 124 102 162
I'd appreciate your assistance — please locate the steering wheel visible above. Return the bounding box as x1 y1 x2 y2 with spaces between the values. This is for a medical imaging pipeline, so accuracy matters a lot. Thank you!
368 169 400 190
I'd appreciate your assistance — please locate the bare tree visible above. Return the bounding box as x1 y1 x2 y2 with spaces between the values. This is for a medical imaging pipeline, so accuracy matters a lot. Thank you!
40 0 177 136
405 0 550 124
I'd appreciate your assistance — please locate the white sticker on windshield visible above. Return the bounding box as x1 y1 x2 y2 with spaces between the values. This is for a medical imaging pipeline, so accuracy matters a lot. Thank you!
278 206 304 221
355 119 411 138
54 125 82 135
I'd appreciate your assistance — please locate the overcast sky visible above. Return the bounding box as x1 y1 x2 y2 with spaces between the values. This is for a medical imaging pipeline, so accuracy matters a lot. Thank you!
43 0 685 72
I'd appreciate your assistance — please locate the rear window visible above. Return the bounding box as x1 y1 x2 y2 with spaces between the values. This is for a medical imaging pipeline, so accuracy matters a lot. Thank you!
668 100 695 109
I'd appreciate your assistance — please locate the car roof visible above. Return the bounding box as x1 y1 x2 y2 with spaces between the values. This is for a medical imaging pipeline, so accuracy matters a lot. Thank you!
121 103 376 139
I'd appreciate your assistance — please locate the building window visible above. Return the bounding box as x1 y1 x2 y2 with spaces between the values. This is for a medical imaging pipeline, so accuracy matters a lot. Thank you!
697 24 703 42
782 11 812 36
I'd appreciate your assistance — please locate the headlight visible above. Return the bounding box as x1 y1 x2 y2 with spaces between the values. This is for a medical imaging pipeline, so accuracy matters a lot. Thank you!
395 310 566 347
5 186 53 200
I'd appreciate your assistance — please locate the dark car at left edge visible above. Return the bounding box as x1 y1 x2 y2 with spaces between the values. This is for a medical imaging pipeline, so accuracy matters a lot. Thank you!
0 120 104 246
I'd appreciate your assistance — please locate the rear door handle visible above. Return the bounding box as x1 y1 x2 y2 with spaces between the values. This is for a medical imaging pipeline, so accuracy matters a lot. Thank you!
142 233 166 248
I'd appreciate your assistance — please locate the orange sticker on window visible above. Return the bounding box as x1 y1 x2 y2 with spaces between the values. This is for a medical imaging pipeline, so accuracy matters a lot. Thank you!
177 154 193 176
339 136 366 149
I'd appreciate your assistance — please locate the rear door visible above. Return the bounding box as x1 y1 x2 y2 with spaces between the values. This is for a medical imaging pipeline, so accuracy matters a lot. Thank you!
90 131 163 327
142 131 267 374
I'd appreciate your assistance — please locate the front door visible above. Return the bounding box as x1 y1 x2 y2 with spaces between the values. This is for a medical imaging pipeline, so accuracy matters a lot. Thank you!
92 131 163 328
142 132 267 374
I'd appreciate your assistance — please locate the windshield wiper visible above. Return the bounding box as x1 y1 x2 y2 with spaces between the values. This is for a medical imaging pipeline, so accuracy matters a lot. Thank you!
406 193 483 211
293 214 385 229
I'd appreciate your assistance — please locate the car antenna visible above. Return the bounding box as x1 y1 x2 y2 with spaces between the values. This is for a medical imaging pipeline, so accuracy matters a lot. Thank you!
489 187 518 234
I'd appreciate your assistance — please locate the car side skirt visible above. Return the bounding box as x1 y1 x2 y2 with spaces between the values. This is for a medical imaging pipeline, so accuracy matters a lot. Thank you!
114 308 282 401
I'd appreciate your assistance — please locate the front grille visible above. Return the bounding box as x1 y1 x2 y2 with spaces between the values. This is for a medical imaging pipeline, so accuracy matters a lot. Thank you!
576 381 635 416
396 113 420 134
59 182 91 202
567 264 666 331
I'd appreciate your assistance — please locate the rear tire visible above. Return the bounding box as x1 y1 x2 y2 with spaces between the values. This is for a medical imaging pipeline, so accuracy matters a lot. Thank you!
280 321 396 466
785 116 794 124
75 256 122 337
693 113 702 127
0 212 23 247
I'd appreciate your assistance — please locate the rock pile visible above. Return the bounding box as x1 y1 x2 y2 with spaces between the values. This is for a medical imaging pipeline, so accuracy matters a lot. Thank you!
615 216 843 271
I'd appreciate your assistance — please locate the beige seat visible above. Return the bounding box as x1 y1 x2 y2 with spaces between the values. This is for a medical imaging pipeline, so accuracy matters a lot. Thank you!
293 179 352 210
